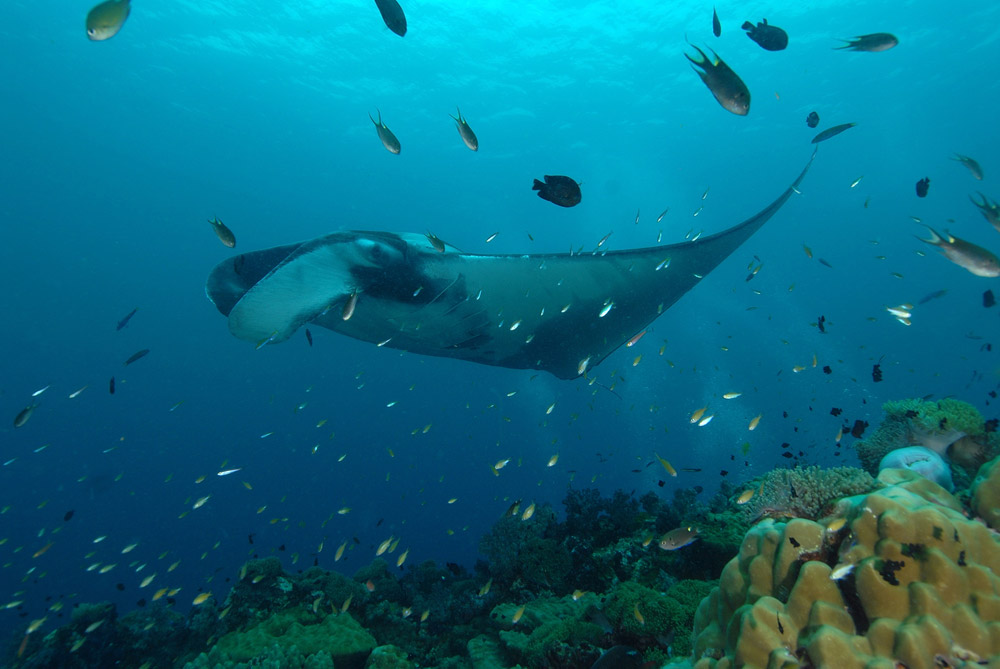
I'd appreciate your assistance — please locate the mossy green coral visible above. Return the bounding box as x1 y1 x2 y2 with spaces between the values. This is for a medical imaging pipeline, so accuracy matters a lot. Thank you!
365 644 414 669
603 581 686 638
739 466 877 522
884 398 985 436
213 608 375 669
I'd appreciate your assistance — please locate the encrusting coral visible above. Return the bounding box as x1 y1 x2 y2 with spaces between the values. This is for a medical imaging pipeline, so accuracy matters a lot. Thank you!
689 468 1000 669
971 455 1000 530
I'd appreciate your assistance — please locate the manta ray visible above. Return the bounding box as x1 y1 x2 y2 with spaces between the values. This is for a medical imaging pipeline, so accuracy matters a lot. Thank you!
206 152 814 379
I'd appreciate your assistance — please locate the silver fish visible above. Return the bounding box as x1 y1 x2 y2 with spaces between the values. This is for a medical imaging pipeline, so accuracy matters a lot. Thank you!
953 154 984 181
918 226 1000 277
369 110 401 154
449 108 478 151
970 192 1000 232
834 33 898 52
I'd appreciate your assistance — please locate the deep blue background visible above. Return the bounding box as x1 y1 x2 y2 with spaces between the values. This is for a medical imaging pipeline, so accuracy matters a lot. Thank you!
1 0 998 628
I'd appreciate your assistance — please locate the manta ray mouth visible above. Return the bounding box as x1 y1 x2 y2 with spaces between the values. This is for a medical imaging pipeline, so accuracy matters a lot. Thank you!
206 152 815 378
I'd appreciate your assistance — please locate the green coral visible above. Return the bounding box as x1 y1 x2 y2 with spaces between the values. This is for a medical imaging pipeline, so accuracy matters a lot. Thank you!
479 506 571 597
884 398 985 436
499 618 604 666
739 466 877 522
468 634 518 669
365 644 414 669
184 643 335 669
491 594 606 667
210 608 375 669
603 581 686 638
667 580 716 614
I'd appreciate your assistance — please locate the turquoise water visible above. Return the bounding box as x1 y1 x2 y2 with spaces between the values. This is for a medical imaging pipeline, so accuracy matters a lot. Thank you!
1 0 998 637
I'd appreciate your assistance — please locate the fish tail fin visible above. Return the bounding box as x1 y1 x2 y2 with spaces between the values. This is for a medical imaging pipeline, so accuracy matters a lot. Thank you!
917 225 944 246
532 179 545 191
683 44 708 67
741 21 753 30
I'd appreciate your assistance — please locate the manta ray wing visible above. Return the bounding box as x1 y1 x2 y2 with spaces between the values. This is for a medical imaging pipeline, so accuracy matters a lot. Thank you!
206 152 814 378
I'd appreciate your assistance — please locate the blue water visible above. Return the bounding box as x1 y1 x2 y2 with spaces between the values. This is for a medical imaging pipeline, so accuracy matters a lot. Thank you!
1 0 998 632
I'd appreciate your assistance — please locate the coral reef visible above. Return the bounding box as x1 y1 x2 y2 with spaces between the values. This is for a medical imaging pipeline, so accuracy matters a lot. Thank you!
737 465 878 523
971 455 1000 530
207 608 375 668
29 465 985 669
856 398 999 478
364 644 414 668
479 504 572 599
492 595 606 667
690 468 1000 668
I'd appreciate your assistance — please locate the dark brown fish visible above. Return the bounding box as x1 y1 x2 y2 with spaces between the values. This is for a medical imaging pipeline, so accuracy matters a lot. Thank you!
13 404 37 428
915 177 930 198
109 376 116 395
532 175 581 207
685 45 750 115
835 33 898 52
531 174 583 207
806 111 819 128
116 307 138 331
917 289 947 305
811 123 856 144
712 7 721 37
742 19 788 51
373 0 406 37
124 349 150 366
208 217 236 248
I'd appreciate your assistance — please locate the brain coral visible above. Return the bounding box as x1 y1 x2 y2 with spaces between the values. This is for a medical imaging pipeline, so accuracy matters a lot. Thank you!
690 468 1000 669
